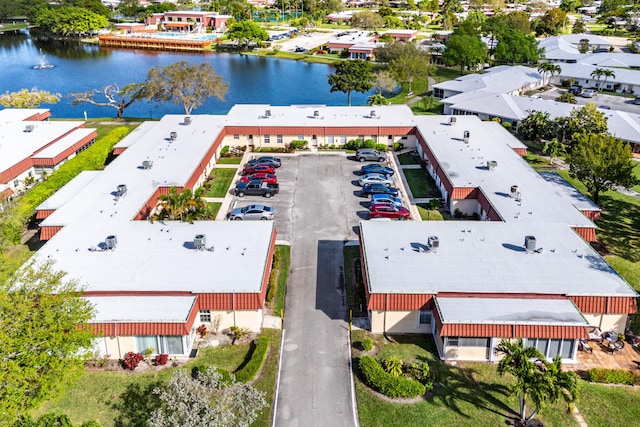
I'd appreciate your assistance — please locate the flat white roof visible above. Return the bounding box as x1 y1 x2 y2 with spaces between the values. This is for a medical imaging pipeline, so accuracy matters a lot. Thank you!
0 121 85 173
36 171 101 211
0 108 49 122
32 127 96 159
360 220 636 297
87 296 196 323
435 297 589 326
539 172 601 213
433 66 542 96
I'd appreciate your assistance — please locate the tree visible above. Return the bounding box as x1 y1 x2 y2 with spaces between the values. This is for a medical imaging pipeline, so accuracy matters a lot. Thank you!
568 133 636 204
141 61 228 115
32 6 108 36
367 93 388 106
572 19 586 34
442 33 486 75
534 8 567 36
70 83 144 119
556 91 577 104
493 29 540 65
350 10 383 29
389 47 433 94
327 60 374 106
0 88 60 108
372 70 396 95
542 138 566 164
153 187 208 223
599 69 615 92
497 339 580 426
0 262 95 424
517 111 552 142
149 368 267 427
568 103 608 139
537 62 561 84
226 20 268 50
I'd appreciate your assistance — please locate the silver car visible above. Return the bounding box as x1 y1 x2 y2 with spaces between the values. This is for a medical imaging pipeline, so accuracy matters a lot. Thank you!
358 173 393 187
356 148 387 162
228 204 274 220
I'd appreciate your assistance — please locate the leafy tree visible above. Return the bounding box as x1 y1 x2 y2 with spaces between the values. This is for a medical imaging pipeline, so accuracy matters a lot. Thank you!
70 83 144 119
572 19 586 34
0 262 95 424
117 0 141 18
442 33 486 75
32 6 108 36
556 91 577 104
441 0 462 30
61 0 110 17
517 110 552 142
542 138 566 164
497 339 579 426
568 133 636 204
389 46 433 93
226 20 268 50
560 0 582 13
367 93 388 106
0 88 60 108
149 368 267 427
350 10 383 29
372 70 396 95
533 8 567 36
578 38 590 53
327 60 374 106
493 29 539 65
568 103 608 139
483 11 531 37
141 61 228 115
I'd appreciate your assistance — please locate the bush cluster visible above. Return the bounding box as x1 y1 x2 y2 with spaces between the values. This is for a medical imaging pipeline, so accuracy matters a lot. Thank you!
266 250 281 303
344 138 388 152
154 353 169 366
361 338 373 351
587 368 640 385
288 140 308 150
122 352 144 370
359 355 426 398
234 335 271 383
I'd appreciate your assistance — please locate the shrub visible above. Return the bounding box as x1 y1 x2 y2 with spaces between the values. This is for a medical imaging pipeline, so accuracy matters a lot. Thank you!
502 121 512 130
587 368 640 385
234 335 271 383
81 421 103 427
363 139 377 149
289 140 308 150
221 146 230 156
382 356 403 377
197 324 208 338
122 352 144 370
374 143 388 152
454 208 463 218
393 142 404 151
155 353 169 366
266 250 281 303
229 325 251 343
345 139 363 150
359 355 426 398
361 338 373 351
404 361 431 383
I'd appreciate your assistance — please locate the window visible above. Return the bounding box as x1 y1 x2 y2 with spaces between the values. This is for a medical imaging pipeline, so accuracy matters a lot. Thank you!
298 135 304 140
371 135 377 143
445 337 490 347
199 310 211 323
340 135 347 144
328 135 335 145
525 338 575 359
161 336 184 354
135 336 184 355
233 134 239 140
264 135 270 144
358 135 365 142
136 336 158 354
388 135 393 140
277 135 283 144
418 310 432 326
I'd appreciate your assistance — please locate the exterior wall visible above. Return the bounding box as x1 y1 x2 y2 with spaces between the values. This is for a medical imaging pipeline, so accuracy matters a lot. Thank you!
451 199 481 216
203 309 263 333
370 310 385 334
582 313 628 333
443 344 490 361
369 310 432 334
103 336 135 359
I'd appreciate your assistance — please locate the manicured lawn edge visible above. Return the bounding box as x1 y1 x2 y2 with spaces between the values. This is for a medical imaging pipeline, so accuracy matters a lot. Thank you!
205 168 237 198
271 245 290 317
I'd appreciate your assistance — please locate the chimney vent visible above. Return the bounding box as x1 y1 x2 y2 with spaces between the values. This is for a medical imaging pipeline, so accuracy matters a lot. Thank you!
105 235 118 250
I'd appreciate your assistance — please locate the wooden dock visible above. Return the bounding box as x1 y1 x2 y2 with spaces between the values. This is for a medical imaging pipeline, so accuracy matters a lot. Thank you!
98 34 213 52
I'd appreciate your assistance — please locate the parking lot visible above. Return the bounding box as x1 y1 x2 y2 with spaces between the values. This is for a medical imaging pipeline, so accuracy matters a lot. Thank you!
539 87 640 113
224 152 409 242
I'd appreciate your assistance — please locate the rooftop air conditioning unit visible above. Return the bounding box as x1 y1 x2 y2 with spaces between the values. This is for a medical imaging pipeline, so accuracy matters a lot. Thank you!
313 110 320 117
449 117 456 125
105 235 118 250
194 234 206 250
524 235 536 252
142 160 153 170
170 131 177 141
487 160 497 170
265 110 271 117
117 184 127 196
510 185 519 197
463 130 470 143
370 110 376 117
428 235 439 249
184 116 192 125
24 124 34 132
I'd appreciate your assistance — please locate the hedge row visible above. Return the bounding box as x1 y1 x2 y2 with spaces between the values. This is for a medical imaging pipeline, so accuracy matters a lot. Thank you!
192 334 270 384
0 126 131 245
587 368 640 385
266 250 281 303
359 355 426 398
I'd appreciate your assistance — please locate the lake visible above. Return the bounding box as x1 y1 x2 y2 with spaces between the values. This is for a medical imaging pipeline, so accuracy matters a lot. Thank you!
0 30 372 119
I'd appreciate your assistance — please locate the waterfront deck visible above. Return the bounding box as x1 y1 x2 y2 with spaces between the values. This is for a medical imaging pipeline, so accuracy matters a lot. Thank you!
98 34 214 52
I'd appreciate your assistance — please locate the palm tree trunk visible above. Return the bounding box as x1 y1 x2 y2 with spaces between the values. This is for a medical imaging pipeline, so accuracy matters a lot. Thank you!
519 394 526 424
347 91 352 107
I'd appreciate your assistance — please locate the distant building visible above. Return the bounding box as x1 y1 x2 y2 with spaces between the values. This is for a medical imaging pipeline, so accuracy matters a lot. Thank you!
145 11 231 33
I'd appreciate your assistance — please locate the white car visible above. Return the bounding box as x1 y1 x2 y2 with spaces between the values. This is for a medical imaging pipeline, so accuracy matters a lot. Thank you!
358 173 393 187
581 89 597 98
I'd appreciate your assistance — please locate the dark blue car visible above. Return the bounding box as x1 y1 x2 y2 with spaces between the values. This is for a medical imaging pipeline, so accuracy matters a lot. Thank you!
362 183 399 197
361 164 394 176
247 156 282 168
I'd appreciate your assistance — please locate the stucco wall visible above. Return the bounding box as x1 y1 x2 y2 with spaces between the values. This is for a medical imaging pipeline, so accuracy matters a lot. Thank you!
443 345 490 361
582 313 628 333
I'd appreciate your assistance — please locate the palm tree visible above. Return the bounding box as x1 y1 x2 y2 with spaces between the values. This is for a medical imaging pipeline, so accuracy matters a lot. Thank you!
545 355 580 412
600 69 616 92
543 138 567 165
153 186 207 222
590 68 605 91
537 62 556 83
367 93 388 106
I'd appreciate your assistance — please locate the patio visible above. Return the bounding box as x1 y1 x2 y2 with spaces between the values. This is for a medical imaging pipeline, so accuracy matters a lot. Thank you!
566 339 640 374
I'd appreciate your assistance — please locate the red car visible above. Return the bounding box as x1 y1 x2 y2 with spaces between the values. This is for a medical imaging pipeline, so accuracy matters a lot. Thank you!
242 164 275 175
369 202 410 220
240 173 278 184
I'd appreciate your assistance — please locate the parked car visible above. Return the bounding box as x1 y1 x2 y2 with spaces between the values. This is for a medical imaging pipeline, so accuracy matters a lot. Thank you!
247 156 282 168
234 180 279 198
581 89 597 98
569 85 583 95
361 164 394 176
356 148 387 162
242 164 275 175
361 183 399 197
598 105 611 110
371 193 403 208
240 173 277 184
633 96 640 105
359 173 393 187
228 204 274 220
369 203 410 220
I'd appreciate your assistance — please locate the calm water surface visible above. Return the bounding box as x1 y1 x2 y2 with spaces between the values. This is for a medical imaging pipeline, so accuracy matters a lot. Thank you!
0 31 372 118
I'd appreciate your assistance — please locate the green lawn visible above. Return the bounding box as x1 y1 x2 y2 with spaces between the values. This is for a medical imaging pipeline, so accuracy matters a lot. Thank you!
271 245 291 317
578 381 640 427
417 204 444 220
205 168 237 198
632 162 640 193
206 202 222 218
397 153 421 165
410 99 443 115
352 332 577 427
216 157 243 165
34 328 282 426
402 169 441 199
84 122 141 139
